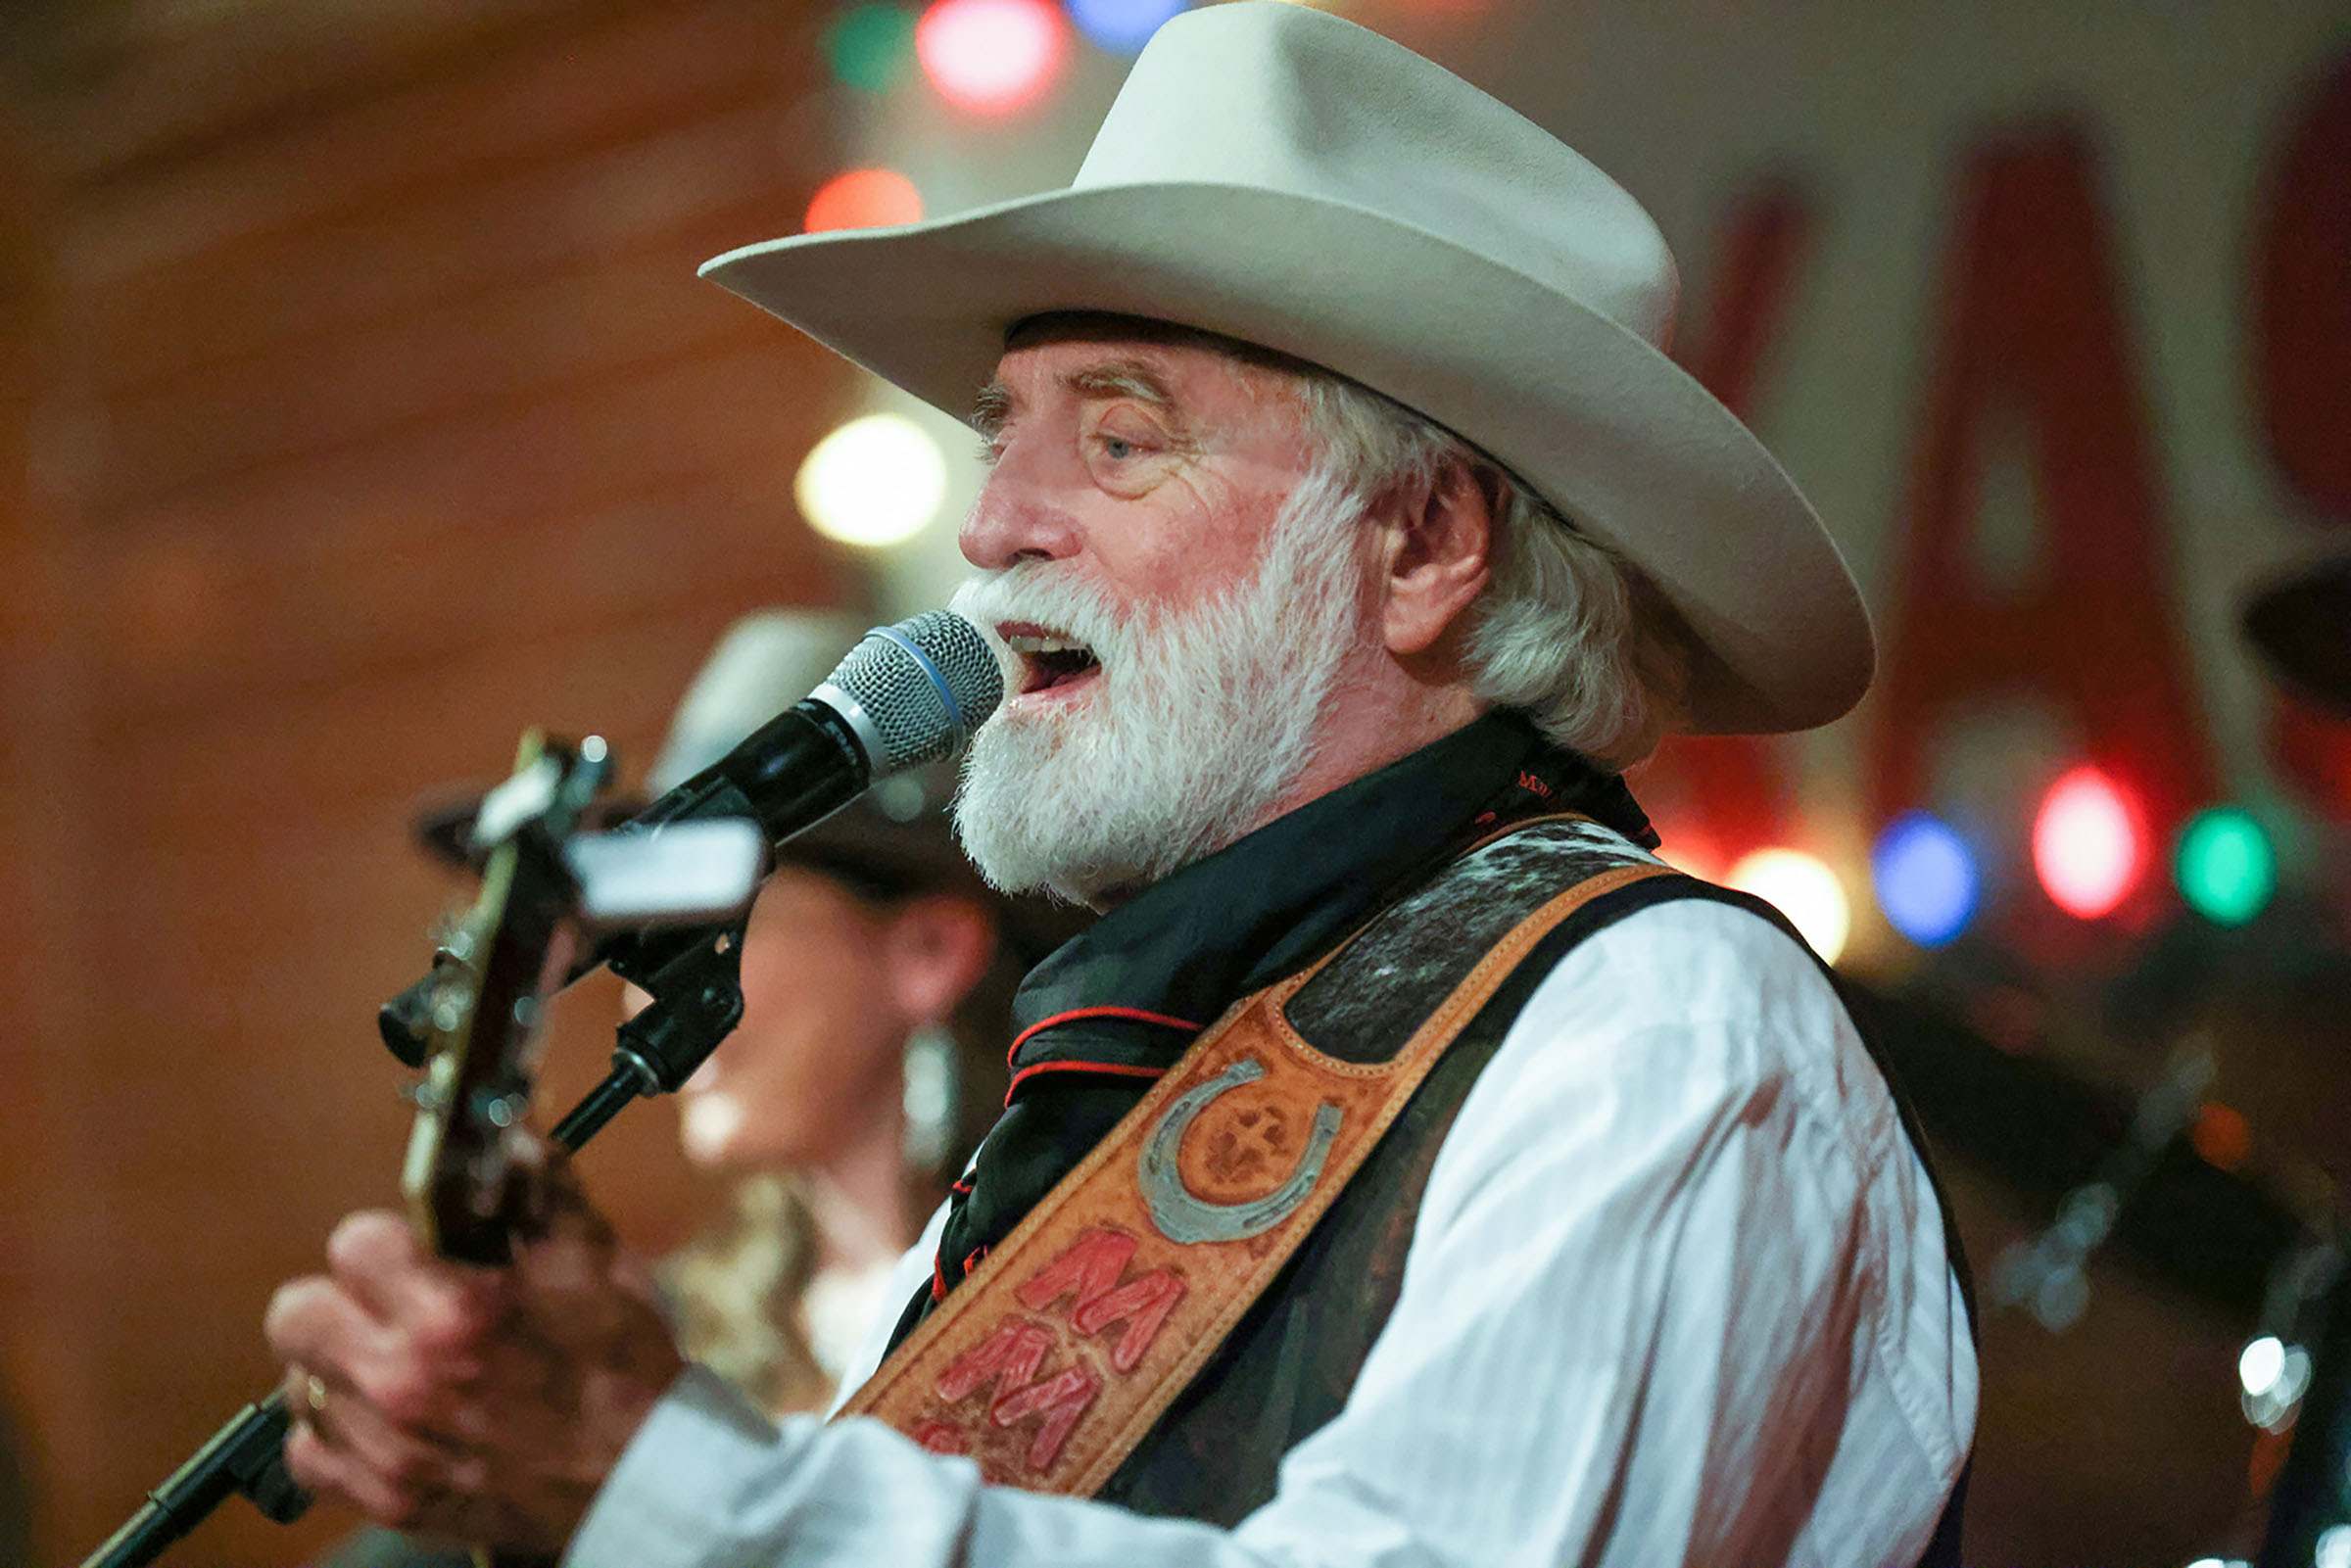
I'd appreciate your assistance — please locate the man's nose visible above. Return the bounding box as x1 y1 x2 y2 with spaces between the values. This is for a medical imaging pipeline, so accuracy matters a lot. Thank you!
960 456 1082 570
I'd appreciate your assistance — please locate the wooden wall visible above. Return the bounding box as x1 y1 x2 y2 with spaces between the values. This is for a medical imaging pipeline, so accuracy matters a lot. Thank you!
0 4 857 1560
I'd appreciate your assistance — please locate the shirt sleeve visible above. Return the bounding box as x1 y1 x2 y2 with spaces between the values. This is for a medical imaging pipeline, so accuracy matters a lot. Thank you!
565 898 1973 1568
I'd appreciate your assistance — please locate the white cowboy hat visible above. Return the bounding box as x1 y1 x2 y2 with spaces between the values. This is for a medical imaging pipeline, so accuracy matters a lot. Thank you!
699 2 1873 736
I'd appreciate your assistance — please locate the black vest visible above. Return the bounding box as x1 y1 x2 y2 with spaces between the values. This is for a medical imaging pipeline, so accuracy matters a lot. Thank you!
1090 818 1973 1565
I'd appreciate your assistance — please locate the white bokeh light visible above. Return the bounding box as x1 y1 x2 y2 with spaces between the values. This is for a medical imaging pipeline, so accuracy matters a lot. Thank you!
794 412 949 548
1726 848 1852 966
2238 1335 2285 1399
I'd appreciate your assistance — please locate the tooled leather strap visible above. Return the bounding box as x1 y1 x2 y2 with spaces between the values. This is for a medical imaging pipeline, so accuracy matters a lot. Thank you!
840 836 1674 1496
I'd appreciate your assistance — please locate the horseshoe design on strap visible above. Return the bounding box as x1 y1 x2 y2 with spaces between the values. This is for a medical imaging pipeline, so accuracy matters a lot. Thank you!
1138 1056 1344 1245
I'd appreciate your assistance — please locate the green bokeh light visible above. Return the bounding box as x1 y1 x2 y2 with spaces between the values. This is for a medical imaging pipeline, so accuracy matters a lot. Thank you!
2176 807 2277 927
825 3 918 93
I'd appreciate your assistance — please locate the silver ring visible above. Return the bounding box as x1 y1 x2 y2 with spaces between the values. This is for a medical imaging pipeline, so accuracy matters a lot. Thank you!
303 1372 331 1419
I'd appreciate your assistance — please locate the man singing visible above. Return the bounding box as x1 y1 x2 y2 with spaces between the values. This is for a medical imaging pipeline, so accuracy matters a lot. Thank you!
264 6 1976 1564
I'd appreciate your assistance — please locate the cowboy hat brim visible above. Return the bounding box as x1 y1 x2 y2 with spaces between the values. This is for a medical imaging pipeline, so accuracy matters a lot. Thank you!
702 179 1874 736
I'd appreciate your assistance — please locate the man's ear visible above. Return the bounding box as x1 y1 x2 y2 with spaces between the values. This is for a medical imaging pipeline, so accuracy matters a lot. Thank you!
1376 456 1495 658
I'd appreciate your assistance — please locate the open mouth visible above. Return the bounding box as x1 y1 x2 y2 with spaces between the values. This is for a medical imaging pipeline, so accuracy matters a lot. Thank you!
1001 622 1104 696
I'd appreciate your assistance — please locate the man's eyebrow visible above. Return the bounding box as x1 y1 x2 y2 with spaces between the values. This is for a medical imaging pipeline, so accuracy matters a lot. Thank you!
1062 359 1179 414
970 358 1184 442
971 381 1015 440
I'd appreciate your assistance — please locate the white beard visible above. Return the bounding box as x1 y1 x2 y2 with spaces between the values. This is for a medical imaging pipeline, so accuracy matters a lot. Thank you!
949 473 1371 905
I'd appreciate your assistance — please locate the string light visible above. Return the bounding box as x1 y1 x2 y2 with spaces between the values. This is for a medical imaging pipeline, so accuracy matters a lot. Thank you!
825 3 920 92
2032 766 2145 920
1726 848 1851 965
794 413 949 548
2240 1335 2286 1399
2188 1103 2252 1170
2237 1332 2314 1433
1066 0 1187 55
804 168 926 233
917 0 1067 114
2175 807 2276 927
1871 812 1979 947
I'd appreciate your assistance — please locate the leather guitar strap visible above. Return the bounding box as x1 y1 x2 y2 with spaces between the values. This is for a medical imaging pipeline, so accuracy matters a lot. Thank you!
840 832 1674 1496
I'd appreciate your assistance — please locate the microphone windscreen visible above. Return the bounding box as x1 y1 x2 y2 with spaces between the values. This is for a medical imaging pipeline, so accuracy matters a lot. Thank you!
825 610 1004 774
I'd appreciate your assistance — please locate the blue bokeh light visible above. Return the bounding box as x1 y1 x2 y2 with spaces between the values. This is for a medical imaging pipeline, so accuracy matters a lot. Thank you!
1872 812 1980 947
1066 0 1187 56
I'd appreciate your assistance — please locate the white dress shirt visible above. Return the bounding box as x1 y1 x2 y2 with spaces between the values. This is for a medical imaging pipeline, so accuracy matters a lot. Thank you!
566 897 1977 1568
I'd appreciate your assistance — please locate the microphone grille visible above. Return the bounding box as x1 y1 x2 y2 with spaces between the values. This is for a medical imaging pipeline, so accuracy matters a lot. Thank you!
825 610 1004 773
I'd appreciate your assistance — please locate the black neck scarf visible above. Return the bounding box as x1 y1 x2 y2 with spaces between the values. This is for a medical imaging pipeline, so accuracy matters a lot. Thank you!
882 711 1656 1353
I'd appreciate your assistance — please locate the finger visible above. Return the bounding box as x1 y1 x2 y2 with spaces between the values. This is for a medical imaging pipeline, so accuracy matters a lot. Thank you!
282 1364 335 1443
269 1270 459 1406
264 1274 387 1372
282 1357 473 1503
270 1275 490 1449
322 1210 429 1319
328 1211 499 1347
281 1411 456 1535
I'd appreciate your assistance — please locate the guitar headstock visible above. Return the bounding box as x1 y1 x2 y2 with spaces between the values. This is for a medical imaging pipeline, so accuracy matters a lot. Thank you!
400 731 610 1266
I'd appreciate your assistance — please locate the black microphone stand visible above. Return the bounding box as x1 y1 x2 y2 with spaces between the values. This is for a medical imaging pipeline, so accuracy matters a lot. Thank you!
74 1394 312 1568
77 917 749 1568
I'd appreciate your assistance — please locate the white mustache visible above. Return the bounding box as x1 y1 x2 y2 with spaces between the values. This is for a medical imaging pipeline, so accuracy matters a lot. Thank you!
950 568 1133 671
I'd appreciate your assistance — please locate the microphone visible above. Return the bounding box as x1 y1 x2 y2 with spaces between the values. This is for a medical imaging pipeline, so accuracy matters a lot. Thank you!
578 608 1002 1093
627 607 1004 848
376 609 1003 1074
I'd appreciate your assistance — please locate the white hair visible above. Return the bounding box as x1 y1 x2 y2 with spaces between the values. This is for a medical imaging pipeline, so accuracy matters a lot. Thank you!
1284 370 1679 766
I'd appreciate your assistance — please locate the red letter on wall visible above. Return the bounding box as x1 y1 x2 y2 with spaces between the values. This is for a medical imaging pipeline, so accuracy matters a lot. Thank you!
1873 127 2215 842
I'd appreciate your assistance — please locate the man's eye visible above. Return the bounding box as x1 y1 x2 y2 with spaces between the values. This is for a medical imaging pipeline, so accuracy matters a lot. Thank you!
1100 436 1137 461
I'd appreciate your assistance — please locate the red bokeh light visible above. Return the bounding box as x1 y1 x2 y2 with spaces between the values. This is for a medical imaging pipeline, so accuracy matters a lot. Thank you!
804 168 926 233
2031 764 2147 919
916 0 1065 115
2188 1103 2253 1171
